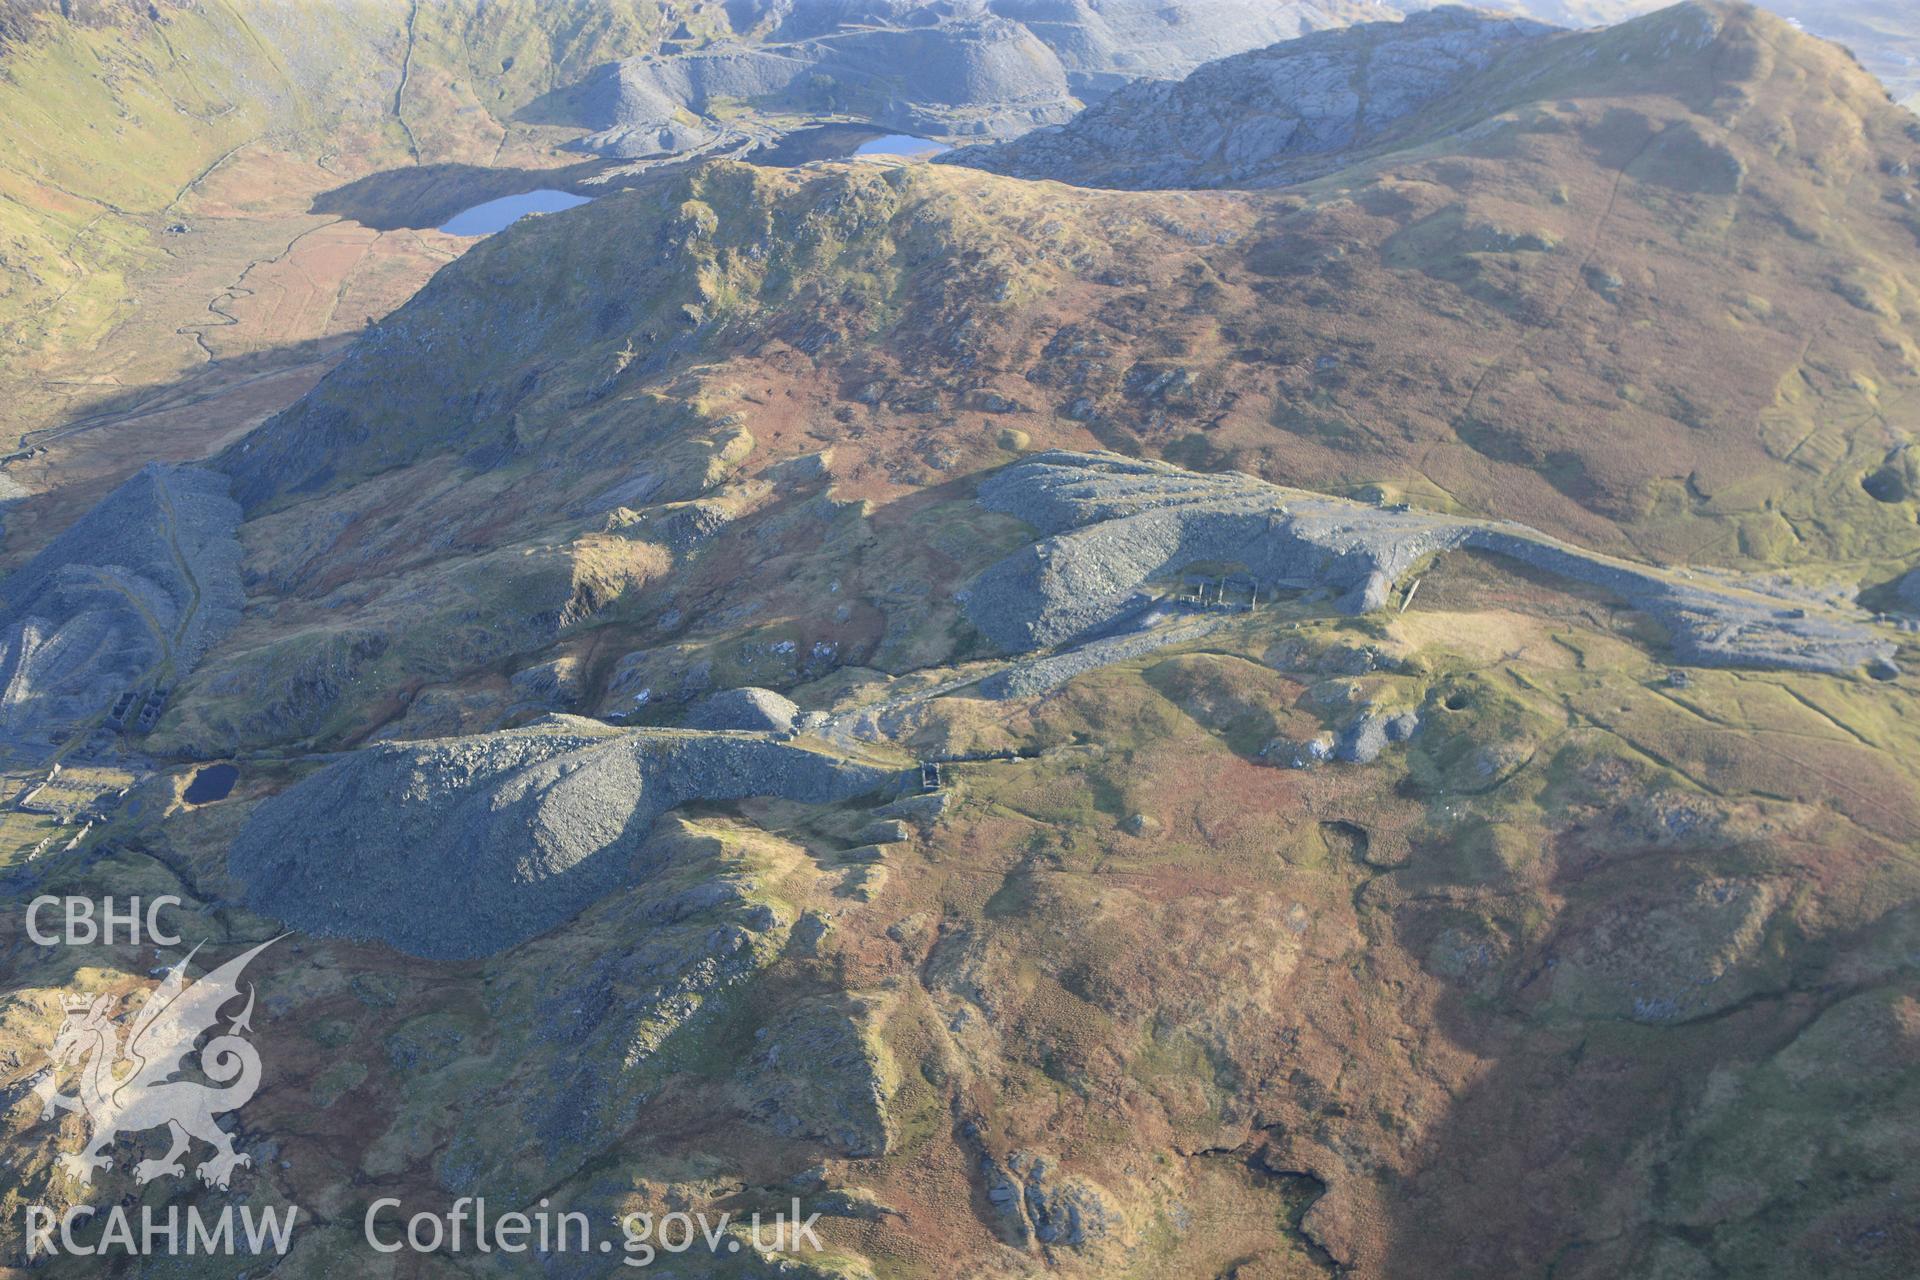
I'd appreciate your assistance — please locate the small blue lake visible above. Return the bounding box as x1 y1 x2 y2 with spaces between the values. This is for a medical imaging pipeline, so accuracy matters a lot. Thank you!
438 189 593 236
853 134 951 158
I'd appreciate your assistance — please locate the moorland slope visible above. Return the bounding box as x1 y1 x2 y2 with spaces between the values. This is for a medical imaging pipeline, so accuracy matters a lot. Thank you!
4 6 1920 1279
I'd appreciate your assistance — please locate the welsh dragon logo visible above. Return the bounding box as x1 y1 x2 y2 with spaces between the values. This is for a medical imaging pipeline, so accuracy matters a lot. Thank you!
32 938 278 1190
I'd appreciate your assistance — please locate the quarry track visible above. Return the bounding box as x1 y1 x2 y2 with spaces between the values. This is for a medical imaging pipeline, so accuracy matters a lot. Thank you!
18 353 340 452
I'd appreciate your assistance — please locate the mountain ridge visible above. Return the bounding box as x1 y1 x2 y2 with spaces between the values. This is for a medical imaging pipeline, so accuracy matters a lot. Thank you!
4 6 1920 1279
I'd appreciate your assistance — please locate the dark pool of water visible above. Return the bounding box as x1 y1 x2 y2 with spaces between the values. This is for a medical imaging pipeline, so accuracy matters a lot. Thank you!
183 763 238 804
438 189 593 236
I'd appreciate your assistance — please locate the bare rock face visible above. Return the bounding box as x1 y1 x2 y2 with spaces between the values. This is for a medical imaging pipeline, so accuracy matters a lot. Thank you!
0 464 241 758
965 451 1892 675
942 7 1557 188
227 717 904 959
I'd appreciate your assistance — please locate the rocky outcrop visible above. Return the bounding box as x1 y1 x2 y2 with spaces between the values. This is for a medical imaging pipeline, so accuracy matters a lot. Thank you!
942 7 1556 188
0 464 241 756
965 452 1893 675
981 1147 1121 1249
1897 566 1920 614
739 992 895 1157
1264 707 1421 768
976 610 1235 699
227 717 905 959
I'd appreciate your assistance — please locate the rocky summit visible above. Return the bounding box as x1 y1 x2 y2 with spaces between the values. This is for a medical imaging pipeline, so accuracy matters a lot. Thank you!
944 6 1559 188
4 2 1920 1278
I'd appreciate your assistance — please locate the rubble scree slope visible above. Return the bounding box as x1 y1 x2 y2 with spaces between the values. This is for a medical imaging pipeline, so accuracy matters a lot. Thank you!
227 717 906 959
0 464 241 755
965 451 1892 675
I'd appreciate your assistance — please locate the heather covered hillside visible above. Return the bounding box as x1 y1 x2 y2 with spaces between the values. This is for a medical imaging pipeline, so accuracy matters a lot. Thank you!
3 4 1920 1279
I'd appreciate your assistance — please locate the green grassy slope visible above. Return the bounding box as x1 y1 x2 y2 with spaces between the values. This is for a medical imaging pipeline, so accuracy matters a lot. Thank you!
0 0 689 365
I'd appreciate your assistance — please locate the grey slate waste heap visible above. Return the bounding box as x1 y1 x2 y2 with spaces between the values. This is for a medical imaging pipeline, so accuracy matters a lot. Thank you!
684 686 801 734
568 0 1337 157
964 451 1892 676
228 716 906 959
0 464 242 756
